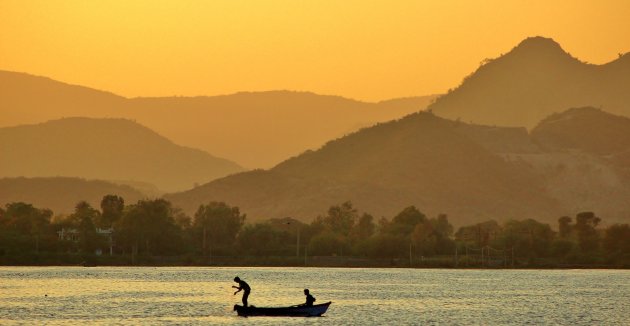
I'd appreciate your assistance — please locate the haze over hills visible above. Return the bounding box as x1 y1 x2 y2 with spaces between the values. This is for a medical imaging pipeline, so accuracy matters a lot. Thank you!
0 70 436 168
3 36 629 225
429 36 630 128
167 107 630 226
127 92 436 168
525 107 630 219
0 71 125 123
531 107 630 157
0 177 146 215
0 118 243 192
459 107 630 223
166 112 562 225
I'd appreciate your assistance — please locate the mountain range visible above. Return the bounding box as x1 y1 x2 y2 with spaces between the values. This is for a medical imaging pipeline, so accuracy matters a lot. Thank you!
0 118 243 192
429 36 630 129
160 37 630 225
2 36 629 225
166 107 630 225
0 70 436 168
165 111 557 225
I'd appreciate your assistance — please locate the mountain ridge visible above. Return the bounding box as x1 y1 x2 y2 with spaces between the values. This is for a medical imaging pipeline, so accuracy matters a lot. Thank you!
0 176 147 215
1 70 436 168
0 117 243 192
166 111 562 225
429 36 630 129
166 106 630 225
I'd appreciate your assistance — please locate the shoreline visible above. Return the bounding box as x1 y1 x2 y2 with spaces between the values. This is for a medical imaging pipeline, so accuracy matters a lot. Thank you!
1 254 628 269
1 265 628 270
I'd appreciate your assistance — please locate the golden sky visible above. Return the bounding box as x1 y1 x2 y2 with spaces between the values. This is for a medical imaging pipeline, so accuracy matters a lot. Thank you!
1 0 629 101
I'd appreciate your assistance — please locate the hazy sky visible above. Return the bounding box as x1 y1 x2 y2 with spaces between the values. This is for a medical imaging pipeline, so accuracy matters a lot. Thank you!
2 0 629 101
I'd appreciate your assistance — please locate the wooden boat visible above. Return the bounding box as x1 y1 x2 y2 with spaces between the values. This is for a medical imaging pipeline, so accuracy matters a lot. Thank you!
234 301 332 317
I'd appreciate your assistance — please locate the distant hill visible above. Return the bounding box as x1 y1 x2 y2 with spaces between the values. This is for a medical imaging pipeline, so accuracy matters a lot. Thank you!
166 107 630 225
429 36 630 128
0 118 243 192
0 70 436 168
0 70 125 123
127 92 436 168
0 177 146 215
531 107 630 156
166 112 561 225
415 107 630 223
503 107 630 223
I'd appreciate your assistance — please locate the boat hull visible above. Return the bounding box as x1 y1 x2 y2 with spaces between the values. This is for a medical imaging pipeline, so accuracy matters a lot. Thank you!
234 301 331 317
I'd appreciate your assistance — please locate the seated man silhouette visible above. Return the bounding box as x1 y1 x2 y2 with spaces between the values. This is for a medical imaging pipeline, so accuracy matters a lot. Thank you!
302 289 316 306
232 276 251 307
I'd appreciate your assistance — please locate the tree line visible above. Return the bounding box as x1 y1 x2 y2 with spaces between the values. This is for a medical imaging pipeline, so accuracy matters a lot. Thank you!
0 197 628 267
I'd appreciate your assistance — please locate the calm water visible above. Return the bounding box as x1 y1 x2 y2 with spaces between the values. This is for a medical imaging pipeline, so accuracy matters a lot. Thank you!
0 267 628 325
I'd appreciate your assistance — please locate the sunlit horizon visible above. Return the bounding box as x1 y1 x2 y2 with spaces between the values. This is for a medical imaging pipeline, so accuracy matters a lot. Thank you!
2 0 630 101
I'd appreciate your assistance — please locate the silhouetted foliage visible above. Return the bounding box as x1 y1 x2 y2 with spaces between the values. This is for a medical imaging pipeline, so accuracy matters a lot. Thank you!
497 219 554 258
558 216 572 238
116 199 183 255
237 223 292 255
350 213 376 241
412 214 456 255
308 231 345 256
455 220 501 247
68 201 102 254
603 224 630 259
312 201 358 237
1 197 628 267
0 202 53 254
100 195 124 228
575 212 601 253
308 202 360 255
193 202 245 255
385 206 426 237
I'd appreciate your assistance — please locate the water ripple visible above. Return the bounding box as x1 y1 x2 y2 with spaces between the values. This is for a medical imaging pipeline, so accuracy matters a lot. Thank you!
0 267 628 325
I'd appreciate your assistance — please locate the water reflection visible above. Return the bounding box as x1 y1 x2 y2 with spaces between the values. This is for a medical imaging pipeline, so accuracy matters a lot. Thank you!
0 267 628 325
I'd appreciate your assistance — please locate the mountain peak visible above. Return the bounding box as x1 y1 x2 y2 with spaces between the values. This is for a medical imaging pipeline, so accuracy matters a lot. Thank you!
428 36 630 129
515 36 562 50
507 36 572 60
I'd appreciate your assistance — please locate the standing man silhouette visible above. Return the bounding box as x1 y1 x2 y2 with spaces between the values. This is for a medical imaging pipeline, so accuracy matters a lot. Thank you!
232 276 251 307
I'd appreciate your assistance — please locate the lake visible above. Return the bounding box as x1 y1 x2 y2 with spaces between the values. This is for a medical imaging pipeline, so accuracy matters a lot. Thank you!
1 267 628 325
